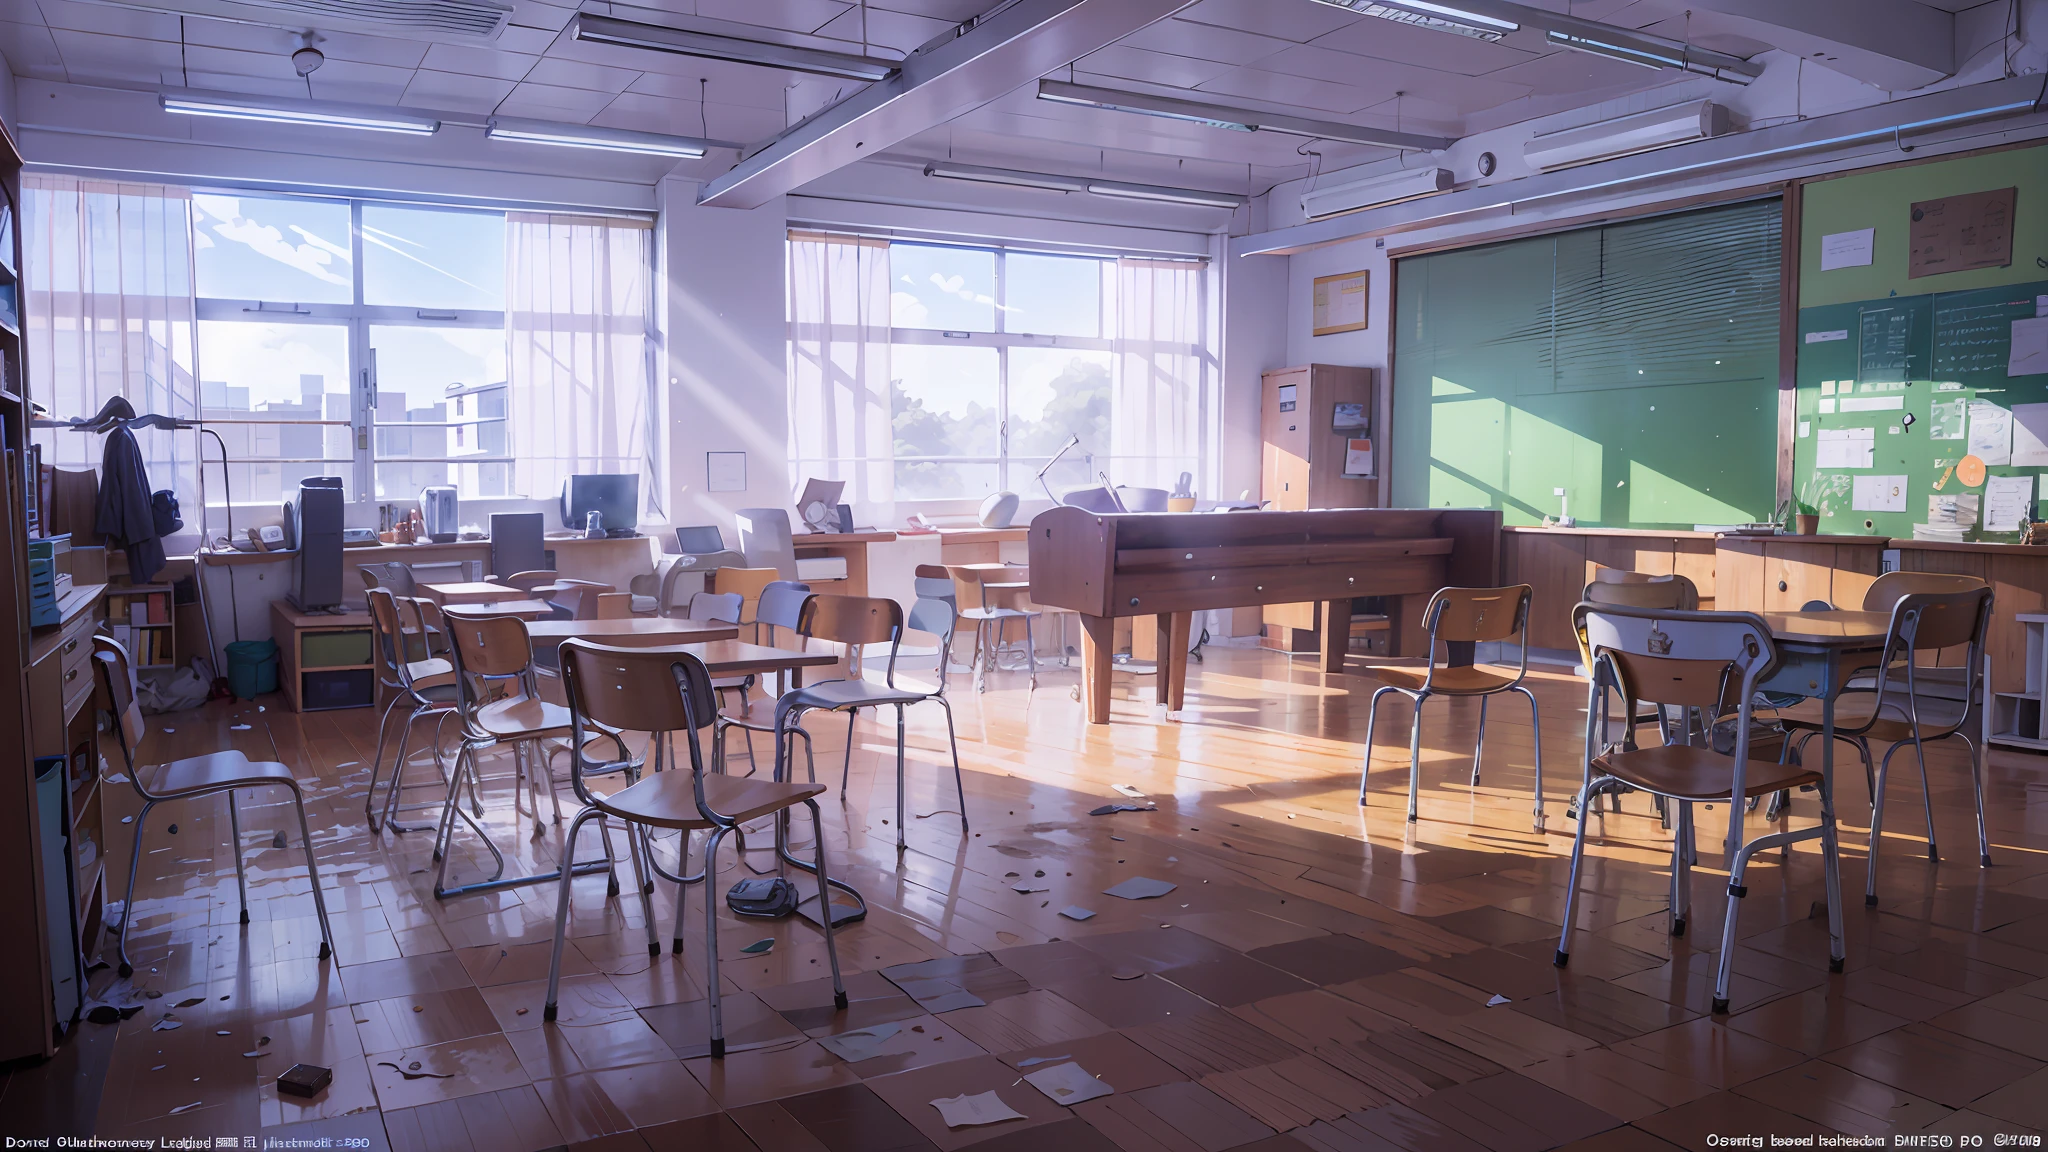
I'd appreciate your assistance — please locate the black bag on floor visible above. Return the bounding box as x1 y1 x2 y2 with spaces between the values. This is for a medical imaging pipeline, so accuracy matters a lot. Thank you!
726 877 799 919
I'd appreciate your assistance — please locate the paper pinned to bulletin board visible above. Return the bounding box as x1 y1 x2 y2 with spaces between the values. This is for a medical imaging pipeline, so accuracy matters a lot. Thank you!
1312 271 1369 336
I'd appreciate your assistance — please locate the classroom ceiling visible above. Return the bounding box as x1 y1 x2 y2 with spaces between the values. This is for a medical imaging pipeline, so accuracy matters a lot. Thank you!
0 0 1988 202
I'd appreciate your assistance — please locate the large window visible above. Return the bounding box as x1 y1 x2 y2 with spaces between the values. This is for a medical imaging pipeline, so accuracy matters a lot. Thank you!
193 193 508 506
788 235 1206 512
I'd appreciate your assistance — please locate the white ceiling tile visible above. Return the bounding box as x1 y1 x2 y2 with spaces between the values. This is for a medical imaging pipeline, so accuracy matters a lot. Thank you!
420 42 539 82
628 65 805 110
1253 44 1531 111
1195 66 1376 114
1174 0 1357 44
522 56 640 93
35 0 181 42
810 5 951 55
400 69 517 112
586 90 695 133
692 0 851 37
176 70 311 98
508 0 577 32
303 58 415 104
1117 17 1294 66
181 42 297 82
492 80 616 119
1074 43 1237 89
49 28 183 80
1305 13 1538 75
0 20 65 71
868 0 983 22
177 18 430 69
1483 46 1669 95
493 24 565 54
697 101 785 140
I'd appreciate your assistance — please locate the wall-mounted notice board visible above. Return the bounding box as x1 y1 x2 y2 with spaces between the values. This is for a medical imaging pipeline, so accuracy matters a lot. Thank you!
1795 281 2048 539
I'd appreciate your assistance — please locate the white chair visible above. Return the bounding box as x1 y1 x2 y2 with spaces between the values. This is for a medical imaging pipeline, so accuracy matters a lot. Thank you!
735 507 798 580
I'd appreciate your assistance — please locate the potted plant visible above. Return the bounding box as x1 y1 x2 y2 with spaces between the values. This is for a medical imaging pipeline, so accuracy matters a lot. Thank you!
1790 475 1823 535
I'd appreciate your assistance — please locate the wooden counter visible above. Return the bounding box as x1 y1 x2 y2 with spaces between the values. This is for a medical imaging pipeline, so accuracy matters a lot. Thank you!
1501 527 1718 650
1714 534 1888 615
1887 538 2048 696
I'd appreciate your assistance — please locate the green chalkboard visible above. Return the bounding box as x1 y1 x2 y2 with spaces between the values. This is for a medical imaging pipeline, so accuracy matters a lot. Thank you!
1392 198 1782 529
1794 281 2048 539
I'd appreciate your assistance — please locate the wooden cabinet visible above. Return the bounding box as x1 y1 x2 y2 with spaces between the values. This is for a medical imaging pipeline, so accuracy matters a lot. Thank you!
28 583 108 1019
1714 535 1885 614
273 600 377 713
1260 365 1375 647
1499 528 1720 653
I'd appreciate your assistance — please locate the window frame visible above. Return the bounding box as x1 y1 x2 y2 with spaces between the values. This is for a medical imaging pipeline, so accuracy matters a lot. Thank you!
882 242 1116 502
193 194 509 504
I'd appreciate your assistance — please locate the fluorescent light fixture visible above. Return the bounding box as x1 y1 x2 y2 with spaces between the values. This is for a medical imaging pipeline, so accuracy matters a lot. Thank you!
1546 28 1760 85
1301 166 1453 219
1524 99 1730 172
486 117 707 158
574 13 898 82
160 91 439 135
924 162 1245 209
1310 0 1516 41
1036 81 1453 152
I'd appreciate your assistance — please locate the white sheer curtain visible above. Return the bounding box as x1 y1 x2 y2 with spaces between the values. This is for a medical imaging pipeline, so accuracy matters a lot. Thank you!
786 231 893 521
1112 257 1210 492
505 212 659 520
23 175 200 510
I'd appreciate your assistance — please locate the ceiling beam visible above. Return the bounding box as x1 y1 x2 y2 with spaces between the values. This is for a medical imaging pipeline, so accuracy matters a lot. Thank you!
1035 80 1455 151
1642 0 1952 90
697 0 1194 209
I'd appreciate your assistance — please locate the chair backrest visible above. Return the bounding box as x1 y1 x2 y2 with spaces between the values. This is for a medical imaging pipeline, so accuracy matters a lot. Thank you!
1590 568 1660 585
688 591 743 624
596 592 634 620
360 567 382 590
756 580 813 633
676 525 726 555
914 564 958 612
544 578 612 619
907 589 957 648
441 610 536 680
359 561 415 596
1887 588 1994 654
1582 574 1699 612
561 639 709 735
490 512 548 580
945 563 1024 613
801 593 901 645
712 567 778 624
1424 585 1533 645
1576 604 1778 715
365 587 417 675
502 570 558 594
1862 570 1987 613
735 507 798 580
92 636 146 777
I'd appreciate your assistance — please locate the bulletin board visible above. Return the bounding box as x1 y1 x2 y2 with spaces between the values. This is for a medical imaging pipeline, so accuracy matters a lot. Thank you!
1794 281 2048 538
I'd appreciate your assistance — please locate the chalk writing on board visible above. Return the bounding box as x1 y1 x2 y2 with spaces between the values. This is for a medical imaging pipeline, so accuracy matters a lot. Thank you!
1909 187 2016 279
1933 297 2025 377
1859 307 1914 383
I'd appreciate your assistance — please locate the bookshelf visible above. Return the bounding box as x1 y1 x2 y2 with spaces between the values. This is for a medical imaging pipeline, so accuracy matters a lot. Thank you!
106 585 175 669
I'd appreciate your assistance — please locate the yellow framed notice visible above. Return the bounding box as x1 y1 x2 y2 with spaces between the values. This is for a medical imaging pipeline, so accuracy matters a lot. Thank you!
1312 270 1369 336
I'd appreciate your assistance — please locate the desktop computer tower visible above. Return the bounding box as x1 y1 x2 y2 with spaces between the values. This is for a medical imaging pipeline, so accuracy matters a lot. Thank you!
291 477 346 612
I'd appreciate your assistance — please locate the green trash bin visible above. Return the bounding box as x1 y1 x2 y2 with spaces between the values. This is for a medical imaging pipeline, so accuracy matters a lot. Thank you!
225 639 279 700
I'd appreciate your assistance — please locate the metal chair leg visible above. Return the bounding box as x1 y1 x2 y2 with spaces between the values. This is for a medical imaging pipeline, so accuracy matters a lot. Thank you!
1673 801 1694 936
1818 772 1847 972
895 704 908 851
287 782 335 962
841 709 858 791
1555 779 1599 967
227 789 250 925
1515 684 1545 829
544 807 602 1021
116 800 155 978
1909 728 1939 862
625 818 659 958
935 695 968 830
1961 732 1992 867
1360 686 1396 805
671 830 691 955
364 692 404 832
806 798 849 1010
1471 696 1489 787
1406 692 1429 823
702 825 732 1057
1024 615 1038 690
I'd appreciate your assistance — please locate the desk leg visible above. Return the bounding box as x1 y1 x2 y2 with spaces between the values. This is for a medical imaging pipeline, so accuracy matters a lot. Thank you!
1158 613 1191 711
1081 614 1113 725
1322 599 1352 674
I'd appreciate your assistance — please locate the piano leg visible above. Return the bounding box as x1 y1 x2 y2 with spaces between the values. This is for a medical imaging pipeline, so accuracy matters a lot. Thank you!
1321 599 1352 674
1080 614 1114 724
1158 612 1192 712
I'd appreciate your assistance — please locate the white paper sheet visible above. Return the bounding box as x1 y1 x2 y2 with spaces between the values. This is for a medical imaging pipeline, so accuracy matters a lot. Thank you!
2012 316 2048 377
1819 399 1837 414
1985 474 2035 533
1929 493 1980 527
1799 421 1811 438
1820 228 1875 271
1815 427 1875 469
1837 396 1905 412
930 1092 1027 1129
1930 398 1968 440
1023 1062 1114 1106
2013 403 2048 467
1806 329 1849 344
1970 400 2014 465
1851 475 1908 513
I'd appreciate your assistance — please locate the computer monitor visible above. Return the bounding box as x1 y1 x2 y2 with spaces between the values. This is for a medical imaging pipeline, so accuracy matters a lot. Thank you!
560 474 639 536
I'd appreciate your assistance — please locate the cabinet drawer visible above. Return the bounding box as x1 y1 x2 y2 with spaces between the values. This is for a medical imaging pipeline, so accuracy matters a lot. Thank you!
61 659 94 722
59 626 95 685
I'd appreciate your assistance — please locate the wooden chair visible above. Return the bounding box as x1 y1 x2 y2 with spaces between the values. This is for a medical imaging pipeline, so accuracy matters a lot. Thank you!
364 589 459 835
95 636 336 977
1777 587 1995 903
432 610 586 898
1361 585 1545 828
1572 573 1704 823
946 564 1039 691
710 567 778 641
773 595 966 852
1563 603 1843 1015
546 640 848 1056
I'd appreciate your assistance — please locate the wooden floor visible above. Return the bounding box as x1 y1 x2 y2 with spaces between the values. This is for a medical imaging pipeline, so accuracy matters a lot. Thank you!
16 644 2048 1150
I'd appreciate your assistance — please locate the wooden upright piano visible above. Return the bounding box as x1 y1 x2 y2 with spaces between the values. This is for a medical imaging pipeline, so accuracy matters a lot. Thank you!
1028 507 1502 723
